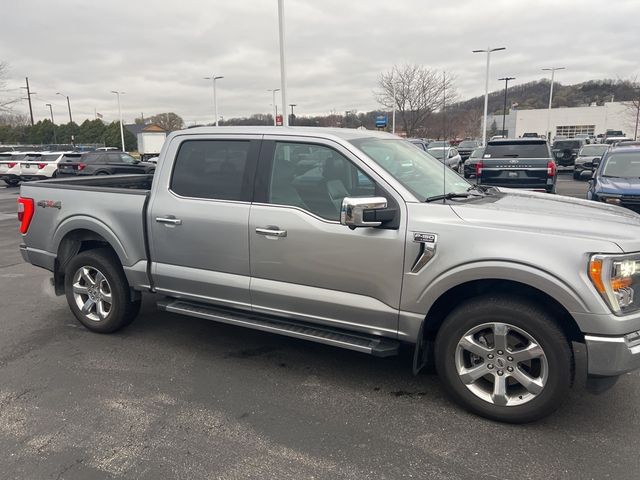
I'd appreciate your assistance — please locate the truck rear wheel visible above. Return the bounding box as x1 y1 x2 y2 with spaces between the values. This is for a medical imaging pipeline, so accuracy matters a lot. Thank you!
64 248 141 333
434 296 572 423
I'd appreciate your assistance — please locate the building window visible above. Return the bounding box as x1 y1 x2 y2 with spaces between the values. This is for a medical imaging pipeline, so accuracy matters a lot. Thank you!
555 125 595 137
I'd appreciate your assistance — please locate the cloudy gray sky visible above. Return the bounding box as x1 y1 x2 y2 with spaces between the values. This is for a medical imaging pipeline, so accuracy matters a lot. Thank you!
1 0 638 125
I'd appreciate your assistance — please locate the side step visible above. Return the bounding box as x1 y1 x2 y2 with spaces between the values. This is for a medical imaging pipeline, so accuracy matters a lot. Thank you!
157 299 400 357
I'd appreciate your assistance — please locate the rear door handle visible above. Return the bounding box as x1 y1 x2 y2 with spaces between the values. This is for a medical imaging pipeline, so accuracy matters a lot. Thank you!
156 216 182 225
255 226 287 237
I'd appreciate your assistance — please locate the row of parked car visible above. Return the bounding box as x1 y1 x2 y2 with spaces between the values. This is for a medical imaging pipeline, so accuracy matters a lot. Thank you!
0 149 156 186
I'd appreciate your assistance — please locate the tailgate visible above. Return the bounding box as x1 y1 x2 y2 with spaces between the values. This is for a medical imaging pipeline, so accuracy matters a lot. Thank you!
480 158 551 187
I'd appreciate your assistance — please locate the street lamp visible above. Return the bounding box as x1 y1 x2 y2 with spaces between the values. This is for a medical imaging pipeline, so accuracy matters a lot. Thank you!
542 67 565 140
111 90 126 152
277 0 288 126
56 92 73 123
473 46 506 146
268 89 280 125
289 103 297 126
45 103 57 144
498 76 515 137
203 75 224 126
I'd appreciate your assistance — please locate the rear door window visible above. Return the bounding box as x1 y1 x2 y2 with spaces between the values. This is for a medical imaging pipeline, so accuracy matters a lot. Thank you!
171 140 254 201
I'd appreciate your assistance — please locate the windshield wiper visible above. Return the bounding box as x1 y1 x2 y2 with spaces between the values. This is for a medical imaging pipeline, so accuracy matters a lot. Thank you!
424 192 475 203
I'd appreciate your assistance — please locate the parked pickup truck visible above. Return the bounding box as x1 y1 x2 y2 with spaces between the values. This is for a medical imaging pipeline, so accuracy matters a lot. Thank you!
18 127 640 423
476 138 557 193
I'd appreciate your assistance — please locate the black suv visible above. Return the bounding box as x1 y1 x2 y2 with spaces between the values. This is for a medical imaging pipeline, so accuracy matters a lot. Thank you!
551 138 586 167
456 140 480 161
57 151 155 176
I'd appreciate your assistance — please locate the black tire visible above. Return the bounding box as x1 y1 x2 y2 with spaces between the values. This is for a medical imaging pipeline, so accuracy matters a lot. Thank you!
573 171 579 180
4 179 19 186
64 248 141 333
96 171 109 176
434 295 572 423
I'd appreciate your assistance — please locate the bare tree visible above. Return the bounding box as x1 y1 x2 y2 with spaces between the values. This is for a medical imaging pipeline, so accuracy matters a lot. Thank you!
0 62 19 113
376 64 457 137
148 112 185 131
622 77 640 140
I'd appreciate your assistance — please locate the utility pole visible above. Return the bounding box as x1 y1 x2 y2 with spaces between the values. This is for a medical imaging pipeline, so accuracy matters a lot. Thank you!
473 47 506 146
498 76 515 137
268 89 280 125
542 67 565 140
21 77 35 126
392 69 396 134
45 103 57 144
635 100 639 141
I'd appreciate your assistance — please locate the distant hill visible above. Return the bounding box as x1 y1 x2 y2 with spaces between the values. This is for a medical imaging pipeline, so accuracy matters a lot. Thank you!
451 79 639 115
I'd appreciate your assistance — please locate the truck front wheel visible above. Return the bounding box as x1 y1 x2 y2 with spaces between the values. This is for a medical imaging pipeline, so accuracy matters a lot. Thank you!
434 296 572 423
64 248 141 333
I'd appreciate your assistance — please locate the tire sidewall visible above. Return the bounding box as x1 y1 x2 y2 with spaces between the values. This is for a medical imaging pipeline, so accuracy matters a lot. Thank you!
435 296 572 423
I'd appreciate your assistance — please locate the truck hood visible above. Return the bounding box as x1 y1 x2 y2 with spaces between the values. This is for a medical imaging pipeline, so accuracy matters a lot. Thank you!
450 188 640 252
595 177 640 195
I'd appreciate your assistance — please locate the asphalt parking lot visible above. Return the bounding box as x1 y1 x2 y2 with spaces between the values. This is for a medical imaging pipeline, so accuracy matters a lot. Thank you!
1 175 639 480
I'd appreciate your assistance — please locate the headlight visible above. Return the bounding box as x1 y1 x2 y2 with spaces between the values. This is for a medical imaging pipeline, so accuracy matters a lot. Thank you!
589 253 640 315
598 195 621 205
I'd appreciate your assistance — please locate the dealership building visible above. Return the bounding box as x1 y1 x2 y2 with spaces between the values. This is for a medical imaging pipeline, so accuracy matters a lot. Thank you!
487 101 638 139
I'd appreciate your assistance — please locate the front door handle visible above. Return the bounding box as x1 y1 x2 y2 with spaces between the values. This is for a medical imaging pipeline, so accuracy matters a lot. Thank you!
255 226 287 237
156 216 182 225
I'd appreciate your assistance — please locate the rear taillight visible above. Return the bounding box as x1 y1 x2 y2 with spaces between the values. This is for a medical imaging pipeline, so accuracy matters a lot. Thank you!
38 163 47 169
8 162 17 168
17 197 35 234
475 161 483 176
78 163 86 171
547 161 556 177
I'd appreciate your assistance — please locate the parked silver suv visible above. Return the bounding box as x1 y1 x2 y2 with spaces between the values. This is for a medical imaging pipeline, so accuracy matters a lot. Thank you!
18 127 640 423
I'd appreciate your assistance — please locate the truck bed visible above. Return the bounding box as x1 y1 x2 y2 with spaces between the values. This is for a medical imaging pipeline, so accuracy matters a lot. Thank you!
19 174 153 288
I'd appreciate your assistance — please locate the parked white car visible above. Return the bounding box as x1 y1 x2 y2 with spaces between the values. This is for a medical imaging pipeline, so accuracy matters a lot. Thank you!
20 151 78 181
426 146 463 173
0 151 39 186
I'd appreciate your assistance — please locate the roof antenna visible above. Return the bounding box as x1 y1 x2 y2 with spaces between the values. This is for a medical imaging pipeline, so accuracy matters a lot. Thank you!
442 70 446 204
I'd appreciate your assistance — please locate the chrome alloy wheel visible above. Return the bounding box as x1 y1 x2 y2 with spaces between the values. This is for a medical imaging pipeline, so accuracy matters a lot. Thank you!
72 266 113 322
455 322 548 407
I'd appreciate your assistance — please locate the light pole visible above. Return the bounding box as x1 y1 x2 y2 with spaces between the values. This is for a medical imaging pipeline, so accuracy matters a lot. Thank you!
542 67 565 141
289 103 297 126
391 70 396 134
56 92 73 123
204 75 224 126
498 76 515 137
45 103 57 144
277 0 288 126
268 89 280 125
473 47 506 146
111 90 126 152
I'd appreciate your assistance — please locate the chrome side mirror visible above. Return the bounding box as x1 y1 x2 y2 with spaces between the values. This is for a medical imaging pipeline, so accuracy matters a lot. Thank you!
340 196 388 228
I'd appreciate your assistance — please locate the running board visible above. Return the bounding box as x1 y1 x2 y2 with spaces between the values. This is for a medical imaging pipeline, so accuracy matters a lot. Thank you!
157 299 399 357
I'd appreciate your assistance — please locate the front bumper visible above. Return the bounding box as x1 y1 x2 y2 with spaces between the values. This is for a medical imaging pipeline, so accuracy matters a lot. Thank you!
585 332 640 376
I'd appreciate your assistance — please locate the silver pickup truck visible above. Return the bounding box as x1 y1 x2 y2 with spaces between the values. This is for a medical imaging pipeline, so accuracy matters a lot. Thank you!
18 127 640 423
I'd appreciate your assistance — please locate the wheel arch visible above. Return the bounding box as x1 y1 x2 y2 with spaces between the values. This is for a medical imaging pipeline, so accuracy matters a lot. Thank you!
51 220 128 295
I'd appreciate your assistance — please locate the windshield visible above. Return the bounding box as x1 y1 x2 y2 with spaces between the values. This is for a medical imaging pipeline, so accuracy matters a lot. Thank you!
428 141 449 148
427 148 445 159
470 148 485 158
349 138 470 201
458 141 477 148
602 153 640 178
579 145 608 156
484 142 549 159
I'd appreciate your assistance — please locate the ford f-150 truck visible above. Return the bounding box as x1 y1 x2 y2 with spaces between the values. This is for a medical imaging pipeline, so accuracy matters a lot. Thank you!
18 127 640 423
